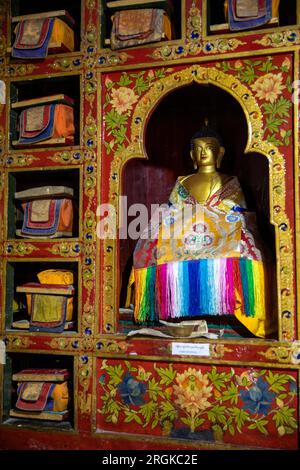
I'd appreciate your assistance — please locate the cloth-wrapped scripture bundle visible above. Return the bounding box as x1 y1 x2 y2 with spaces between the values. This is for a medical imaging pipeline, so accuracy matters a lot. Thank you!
110 8 172 49
14 95 75 146
10 369 70 421
16 269 75 333
15 186 74 238
225 0 280 31
12 10 75 59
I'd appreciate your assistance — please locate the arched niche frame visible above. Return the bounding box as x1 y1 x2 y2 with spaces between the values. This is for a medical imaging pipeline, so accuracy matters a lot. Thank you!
103 65 294 342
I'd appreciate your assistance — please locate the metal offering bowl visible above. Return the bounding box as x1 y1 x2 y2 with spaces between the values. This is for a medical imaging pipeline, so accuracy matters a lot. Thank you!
159 320 205 337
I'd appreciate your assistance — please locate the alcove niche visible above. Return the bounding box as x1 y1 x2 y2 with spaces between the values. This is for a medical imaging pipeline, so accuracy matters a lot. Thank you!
118 83 278 339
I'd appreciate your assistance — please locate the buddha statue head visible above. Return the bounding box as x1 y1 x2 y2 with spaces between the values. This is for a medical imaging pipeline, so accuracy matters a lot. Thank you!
190 120 225 171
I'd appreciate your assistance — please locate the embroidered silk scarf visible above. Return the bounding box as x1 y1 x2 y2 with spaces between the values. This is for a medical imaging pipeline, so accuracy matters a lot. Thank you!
133 176 270 337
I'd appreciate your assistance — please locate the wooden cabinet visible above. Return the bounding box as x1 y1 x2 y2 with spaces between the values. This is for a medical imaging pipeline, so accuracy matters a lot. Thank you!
0 0 299 450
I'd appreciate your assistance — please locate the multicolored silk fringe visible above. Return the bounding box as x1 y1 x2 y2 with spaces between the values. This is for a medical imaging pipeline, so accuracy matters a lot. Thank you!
134 258 266 323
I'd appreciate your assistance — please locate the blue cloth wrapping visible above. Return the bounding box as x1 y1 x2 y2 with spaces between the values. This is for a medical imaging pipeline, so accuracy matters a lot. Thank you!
12 18 55 59
19 104 55 144
21 198 62 236
228 0 272 31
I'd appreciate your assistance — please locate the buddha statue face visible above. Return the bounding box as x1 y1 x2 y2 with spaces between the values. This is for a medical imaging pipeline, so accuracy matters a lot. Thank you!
190 137 225 170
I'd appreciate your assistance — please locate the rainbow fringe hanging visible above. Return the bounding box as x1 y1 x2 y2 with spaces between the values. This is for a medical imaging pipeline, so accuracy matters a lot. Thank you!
134 258 266 323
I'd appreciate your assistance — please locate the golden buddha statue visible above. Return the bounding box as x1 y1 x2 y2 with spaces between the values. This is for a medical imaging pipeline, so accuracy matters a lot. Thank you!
179 132 226 204
131 123 275 338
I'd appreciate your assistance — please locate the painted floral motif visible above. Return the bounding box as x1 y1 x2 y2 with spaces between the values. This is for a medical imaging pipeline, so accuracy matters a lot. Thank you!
254 30 300 49
251 73 285 103
173 369 213 432
111 87 138 115
98 362 298 445
103 57 292 163
240 377 275 415
103 68 172 157
219 56 292 148
118 372 147 406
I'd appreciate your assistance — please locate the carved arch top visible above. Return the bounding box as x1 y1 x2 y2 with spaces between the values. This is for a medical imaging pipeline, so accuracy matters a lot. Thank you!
104 64 294 341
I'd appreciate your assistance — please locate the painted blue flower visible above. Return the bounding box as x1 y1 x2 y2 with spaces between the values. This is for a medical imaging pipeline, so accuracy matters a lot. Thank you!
118 373 146 406
289 379 297 394
240 377 275 415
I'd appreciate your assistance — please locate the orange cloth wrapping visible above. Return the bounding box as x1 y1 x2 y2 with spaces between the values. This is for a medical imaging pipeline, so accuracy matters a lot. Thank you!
20 197 73 238
18 103 74 145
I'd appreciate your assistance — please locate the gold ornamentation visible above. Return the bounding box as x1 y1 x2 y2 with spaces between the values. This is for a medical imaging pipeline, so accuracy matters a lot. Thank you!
211 344 233 358
96 340 129 354
78 391 92 414
5 242 37 256
49 150 84 164
87 0 96 8
47 242 81 257
259 343 300 364
6 336 34 349
82 302 94 331
203 39 246 54
84 168 96 198
81 337 94 350
254 30 300 48
83 263 95 292
78 356 93 414
78 356 92 414
83 205 96 281
82 25 97 50
84 113 97 149
97 51 131 68
0 167 4 201
104 64 294 341
78 355 92 398
5 154 38 167
47 338 74 350
8 64 38 77
83 149 96 162
50 58 77 71
0 35 6 58
85 80 97 105
0 126 5 147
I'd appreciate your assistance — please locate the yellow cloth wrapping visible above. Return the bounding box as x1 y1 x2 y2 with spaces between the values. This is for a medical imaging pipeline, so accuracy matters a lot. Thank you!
16 381 69 412
26 269 74 321
51 382 69 412
50 18 74 52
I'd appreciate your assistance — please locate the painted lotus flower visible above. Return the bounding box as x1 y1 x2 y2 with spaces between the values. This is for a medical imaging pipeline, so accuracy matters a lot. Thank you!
118 372 146 406
173 368 213 417
251 73 285 103
111 86 138 114
240 377 275 415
